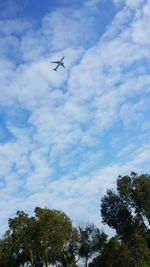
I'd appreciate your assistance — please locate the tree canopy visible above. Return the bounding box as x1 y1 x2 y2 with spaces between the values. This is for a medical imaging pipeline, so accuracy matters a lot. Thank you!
0 207 80 267
101 172 150 267
1 172 150 267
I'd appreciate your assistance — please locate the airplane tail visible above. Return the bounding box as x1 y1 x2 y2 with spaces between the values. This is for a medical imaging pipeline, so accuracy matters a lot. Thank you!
53 68 57 71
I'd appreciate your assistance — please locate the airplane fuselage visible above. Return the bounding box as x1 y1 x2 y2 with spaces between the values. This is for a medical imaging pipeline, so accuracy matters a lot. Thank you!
58 61 64 67
51 56 65 71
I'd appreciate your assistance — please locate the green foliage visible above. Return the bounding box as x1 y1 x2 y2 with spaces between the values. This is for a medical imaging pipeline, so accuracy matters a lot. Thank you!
117 173 150 227
0 207 80 267
34 207 78 267
89 236 131 267
101 172 150 267
78 222 107 267
1 171 150 267
141 262 150 267
101 189 134 240
8 210 40 267
59 226 80 267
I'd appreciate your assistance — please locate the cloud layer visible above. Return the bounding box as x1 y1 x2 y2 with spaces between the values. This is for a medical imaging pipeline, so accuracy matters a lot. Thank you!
0 0 150 235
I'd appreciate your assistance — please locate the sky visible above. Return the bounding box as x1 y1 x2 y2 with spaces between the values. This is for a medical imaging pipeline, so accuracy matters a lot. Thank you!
0 0 150 236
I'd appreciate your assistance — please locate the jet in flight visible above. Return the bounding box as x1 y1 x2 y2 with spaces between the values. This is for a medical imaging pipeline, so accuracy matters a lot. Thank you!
51 56 65 71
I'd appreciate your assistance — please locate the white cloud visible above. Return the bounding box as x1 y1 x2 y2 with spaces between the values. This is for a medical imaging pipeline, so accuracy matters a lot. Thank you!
0 19 31 35
0 35 20 59
119 98 150 128
0 0 150 236
125 0 145 8
113 0 146 8
25 148 53 192
42 7 97 50
132 17 150 45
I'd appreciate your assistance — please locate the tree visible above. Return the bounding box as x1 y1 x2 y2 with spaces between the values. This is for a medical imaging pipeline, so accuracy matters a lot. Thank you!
101 172 150 266
58 227 80 267
101 189 134 241
89 236 131 267
35 207 79 267
0 232 18 267
8 210 41 267
78 222 107 267
117 172 150 229
1 207 80 267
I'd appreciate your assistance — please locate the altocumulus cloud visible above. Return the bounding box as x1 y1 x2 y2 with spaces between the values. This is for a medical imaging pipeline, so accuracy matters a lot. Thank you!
0 0 150 235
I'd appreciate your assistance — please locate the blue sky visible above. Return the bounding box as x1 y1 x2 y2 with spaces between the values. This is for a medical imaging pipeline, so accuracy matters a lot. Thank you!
0 0 150 235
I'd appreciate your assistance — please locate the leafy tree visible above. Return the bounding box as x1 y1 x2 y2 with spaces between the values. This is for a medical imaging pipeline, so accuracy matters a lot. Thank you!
101 189 134 241
117 172 150 229
89 236 131 267
35 207 79 267
8 210 41 267
1 207 79 267
78 222 107 267
58 227 80 267
0 232 18 267
101 172 150 266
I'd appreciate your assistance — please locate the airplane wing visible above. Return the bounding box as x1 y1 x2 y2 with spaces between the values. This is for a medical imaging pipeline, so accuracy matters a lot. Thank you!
60 56 65 62
51 61 59 64
53 64 59 71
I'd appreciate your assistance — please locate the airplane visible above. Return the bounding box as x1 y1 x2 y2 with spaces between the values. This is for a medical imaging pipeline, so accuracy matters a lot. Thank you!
51 56 65 71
